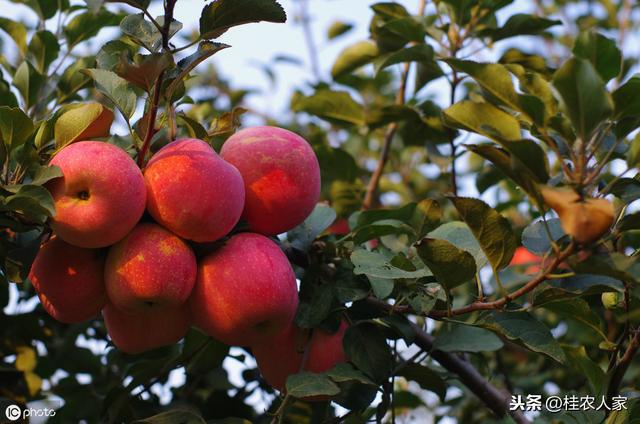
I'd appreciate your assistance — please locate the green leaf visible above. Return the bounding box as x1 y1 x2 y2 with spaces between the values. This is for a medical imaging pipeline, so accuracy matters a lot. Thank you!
114 52 174 92
343 322 393 383
0 107 34 154
291 89 365 126
1 185 56 223
474 311 566 363
443 100 521 141
573 30 621 82
378 17 425 43
374 44 434 76
327 21 353 40
450 197 517 271
415 238 476 289
295 271 338 328
287 204 336 252
552 57 613 140
27 30 60 74
612 75 640 120
13 62 46 110
532 274 623 306
27 165 63 186
326 363 375 385
562 345 605 395
199 0 286 39
8 0 61 20
368 276 394 299
351 249 431 279
352 219 416 244
396 364 446 401
569 253 640 283
428 221 487 269
54 103 114 149
332 40 379 79
433 324 503 353
106 0 150 10
120 13 163 52
542 298 607 340
0 17 27 55
285 372 340 398
57 57 95 103
521 218 565 255
82 69 137 120
64 11 122 48
481 14 560 41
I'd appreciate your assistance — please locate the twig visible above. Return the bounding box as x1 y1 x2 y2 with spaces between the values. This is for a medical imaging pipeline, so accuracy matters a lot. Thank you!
410 322 530 424
296 0 321 81
606 330 640 402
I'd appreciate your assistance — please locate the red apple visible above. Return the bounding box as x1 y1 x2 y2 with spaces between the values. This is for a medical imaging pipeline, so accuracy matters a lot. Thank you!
252 321 348 393
510 246 542 274
326 218 350 236
48 141 146 248
29 237 106 323
220 126 321 235
189 232 298 346
104 223 197 312
144 138 245 242
102 302 190 354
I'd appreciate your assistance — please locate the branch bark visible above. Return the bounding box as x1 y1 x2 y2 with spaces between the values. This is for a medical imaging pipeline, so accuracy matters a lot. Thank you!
410 322 530 424
606 330 640 402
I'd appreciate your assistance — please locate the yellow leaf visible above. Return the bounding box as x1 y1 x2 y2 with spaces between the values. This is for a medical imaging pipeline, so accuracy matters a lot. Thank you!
15 346 36 372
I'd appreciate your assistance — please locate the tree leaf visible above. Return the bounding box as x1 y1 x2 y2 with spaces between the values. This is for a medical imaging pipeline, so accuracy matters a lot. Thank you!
327 21 353 40
199 0 286 39
450 197 517 271
286 372 340 398
474 311 566 363
0 17 27 55
480 13 560 41
0 106 34 154
521 218 565 255
443 100 521 141
375 44 434 76
120 13 163 52
326 363 375 385
612 75 640 120
428 221 487 269
54 103 114 149
291 89 365 126
396 364 446 401
27 30 60 74
562 345 605 396
13 61 46 110
552 57 613 141
542 298 607 340
573 30 621 82
64 11 122 48
287 204 336 252
106 0 150 10
132 409 206 424
332 40 379 79
433 324 503 352
114 52 174 92
343 322 393 383
82 69 137 120
415 238 476 289
351 249 431 279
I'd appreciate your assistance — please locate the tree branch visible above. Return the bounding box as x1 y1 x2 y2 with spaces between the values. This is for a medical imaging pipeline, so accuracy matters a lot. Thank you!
606 329 640 402
410 322 530 424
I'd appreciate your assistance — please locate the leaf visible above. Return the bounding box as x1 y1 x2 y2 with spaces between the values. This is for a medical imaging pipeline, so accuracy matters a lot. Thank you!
443 100 521 141
54 103 114 149
612 75 640 120
343 322 393 383
327 21 353 40
480 13 560 41
573 30 621 82
200 0 286 39
562 345 605 395
521 218 565 255
433 324 503 352
28 165 62 186
474 311 566 363
1 185 56 223
396 364 446 401
132 409 206 424
415 238 476 289
352 219 416 244
569 253 640 283
332 40 379 79
0 106 35 153
64 11 122 48
120 13 163 52
542 298 607 340
428 221 487 269
106 0 150 10
532 274 623 306
285 372 340 398
368 277 394 299
82 69 137 120
291 89 365 126
114 52 174 92
9 0 61 20
13 61 46 110
552 57 613 140
326 363 375 385
0 17 27 55
450 197 517 271
351 249 431 279
27 30 60 74
374 44 434 76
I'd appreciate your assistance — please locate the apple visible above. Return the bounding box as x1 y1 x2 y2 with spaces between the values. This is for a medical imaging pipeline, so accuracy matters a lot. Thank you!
104 223 197 313
510 246 542 274
220 126 320 235
252 321 349 393
144 138 245 242
189 232 298 346
326 218 350 236
48 141 146 248
29 236 106 323
102 302 190 354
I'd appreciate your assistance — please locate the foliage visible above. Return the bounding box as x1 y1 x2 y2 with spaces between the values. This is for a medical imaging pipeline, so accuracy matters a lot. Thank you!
2 0 640 423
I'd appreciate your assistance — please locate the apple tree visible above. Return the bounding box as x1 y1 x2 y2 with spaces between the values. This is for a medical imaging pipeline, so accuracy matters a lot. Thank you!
1 0 640 423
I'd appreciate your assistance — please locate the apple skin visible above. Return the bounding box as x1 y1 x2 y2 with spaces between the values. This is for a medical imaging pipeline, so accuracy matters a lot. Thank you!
105 223 197 313
29 237 106 323
144 138 245 243
327 218 350 236
48 141 146 248
189 232 298 346
220 126 320 235
510 246 542 274
102 302 190 355
252 321 349 393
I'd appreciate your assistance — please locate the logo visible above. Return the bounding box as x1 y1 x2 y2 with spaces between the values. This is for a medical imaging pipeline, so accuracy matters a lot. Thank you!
5 405 21 421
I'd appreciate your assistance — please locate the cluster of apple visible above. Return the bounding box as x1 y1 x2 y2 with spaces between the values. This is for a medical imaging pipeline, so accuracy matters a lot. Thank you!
28 126 347 393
